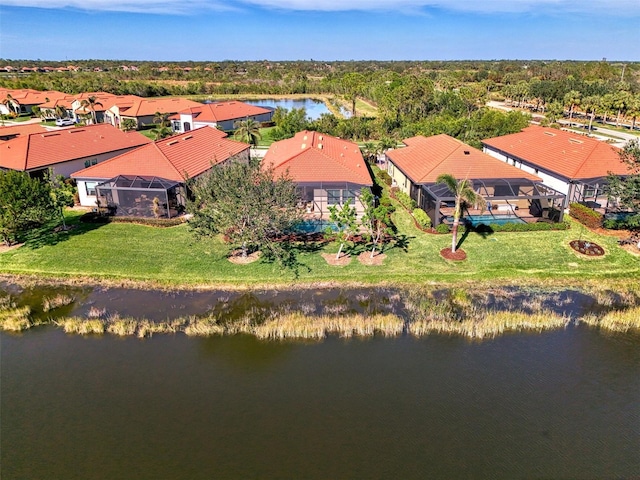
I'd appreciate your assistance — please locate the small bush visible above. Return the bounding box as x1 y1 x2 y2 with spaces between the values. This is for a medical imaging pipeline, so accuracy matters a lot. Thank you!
376 170 392 186
436 223 450 234
569 203 603 228
473 221 570 232
412 208 431 229
395 191 416 211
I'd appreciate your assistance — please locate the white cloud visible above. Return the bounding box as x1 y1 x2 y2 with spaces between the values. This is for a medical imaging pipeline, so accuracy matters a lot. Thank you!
240 0 640 14
1 0 638 15
0 0 234 15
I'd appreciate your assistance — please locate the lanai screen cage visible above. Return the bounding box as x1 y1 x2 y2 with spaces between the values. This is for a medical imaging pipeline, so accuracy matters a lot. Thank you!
421 178 566 226
96 175 185 218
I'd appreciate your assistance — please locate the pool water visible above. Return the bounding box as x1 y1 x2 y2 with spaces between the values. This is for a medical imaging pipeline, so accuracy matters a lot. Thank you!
292 219 339 234
445 214 526 226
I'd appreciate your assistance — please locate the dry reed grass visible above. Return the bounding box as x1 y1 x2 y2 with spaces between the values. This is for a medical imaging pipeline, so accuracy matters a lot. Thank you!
56 317 105 334
252 312 404 340
0 305 33 331
408 310 567 339
42 294 75 312
581 307 640 332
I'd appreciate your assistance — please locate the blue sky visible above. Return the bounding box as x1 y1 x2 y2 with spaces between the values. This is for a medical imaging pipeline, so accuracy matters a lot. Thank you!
0 1 638 61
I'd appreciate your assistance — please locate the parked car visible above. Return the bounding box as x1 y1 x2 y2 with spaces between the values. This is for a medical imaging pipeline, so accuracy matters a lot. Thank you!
55 117 75 127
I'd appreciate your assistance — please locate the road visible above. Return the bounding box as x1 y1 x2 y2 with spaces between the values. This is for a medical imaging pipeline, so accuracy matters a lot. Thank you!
486 100 637 147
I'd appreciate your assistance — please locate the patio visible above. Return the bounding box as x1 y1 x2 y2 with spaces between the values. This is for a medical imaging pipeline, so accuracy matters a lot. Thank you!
422 179 566 227
96 175 185 218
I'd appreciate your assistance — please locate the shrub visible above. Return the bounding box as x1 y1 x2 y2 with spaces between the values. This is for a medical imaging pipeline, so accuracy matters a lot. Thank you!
473 221 570 232
412 208 431 229
395 191 416 211
436 223 450 234
569 202 603 228
376 170 392 186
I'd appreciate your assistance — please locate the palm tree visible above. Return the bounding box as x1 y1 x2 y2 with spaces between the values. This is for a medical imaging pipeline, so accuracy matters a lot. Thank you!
55 104 68 120
436 174 486 254
564 90 582 123
582 95 601 133
151 124 173 141
80 96 103 125
234 117 262 148
153 111 171 128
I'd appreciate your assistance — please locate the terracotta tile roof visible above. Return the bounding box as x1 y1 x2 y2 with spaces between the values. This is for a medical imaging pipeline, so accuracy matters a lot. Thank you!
387 134 541 184
39 96 76 109
0 123 48 140
263 131 373 185
71 126 250 181
0 124 151 171
122 98 202 118
482 125 627 180
177 101 271 123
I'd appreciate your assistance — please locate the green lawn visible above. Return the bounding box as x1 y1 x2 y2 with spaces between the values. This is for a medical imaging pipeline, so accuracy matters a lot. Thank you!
0 207 637 287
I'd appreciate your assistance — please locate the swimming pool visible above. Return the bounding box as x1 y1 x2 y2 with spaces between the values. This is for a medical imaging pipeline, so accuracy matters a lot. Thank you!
446 214 526 227
292 220 339 234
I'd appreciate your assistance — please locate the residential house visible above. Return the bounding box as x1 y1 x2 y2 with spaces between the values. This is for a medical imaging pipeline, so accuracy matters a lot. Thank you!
0 124 151 178
386 134 564 226
482 125 629 210
171 101 273 133
263 131 373 218
71 126 250 217
104 97 201 130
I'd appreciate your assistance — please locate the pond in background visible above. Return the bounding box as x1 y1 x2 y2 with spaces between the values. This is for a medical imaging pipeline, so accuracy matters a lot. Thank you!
241 98 349 120
2 324 639 479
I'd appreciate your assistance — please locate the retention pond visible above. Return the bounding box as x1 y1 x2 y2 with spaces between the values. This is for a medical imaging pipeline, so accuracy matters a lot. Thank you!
2 282 639 479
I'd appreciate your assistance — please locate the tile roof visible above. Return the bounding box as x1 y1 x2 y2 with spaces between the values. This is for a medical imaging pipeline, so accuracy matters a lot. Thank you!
263 131 373 185
120 98 202 117
0 123 48 140
482 126 627 180
177 101 272 123
0 124 151 171
387 134 541 184
71 126 250 181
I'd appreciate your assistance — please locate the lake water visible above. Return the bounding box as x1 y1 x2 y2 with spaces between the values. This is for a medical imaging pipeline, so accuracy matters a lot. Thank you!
2 286 639 479
242 98 346 120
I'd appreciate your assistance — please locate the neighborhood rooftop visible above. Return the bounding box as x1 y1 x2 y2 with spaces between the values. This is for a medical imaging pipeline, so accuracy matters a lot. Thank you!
482 126 627 180
71 125 249 182
0 124 151 171
174 102 272 123
387 134 542 184
264 130 373 185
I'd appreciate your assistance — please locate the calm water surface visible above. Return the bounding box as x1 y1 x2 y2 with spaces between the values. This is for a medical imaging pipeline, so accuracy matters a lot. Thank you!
2 325 639 479
242 98 344 120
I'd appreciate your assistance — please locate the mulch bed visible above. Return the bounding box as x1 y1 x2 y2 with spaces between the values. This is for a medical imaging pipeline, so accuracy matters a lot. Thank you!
440 247 467 261
321 253 352 266
569 240 605 256
228 250 261 264
357 251 387 265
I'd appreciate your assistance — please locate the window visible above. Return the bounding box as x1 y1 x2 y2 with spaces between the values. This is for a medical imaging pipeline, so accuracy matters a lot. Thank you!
184 122 191 132
85 182 97 196
327 189 341 205
342 189 356 205
583 185 597 198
